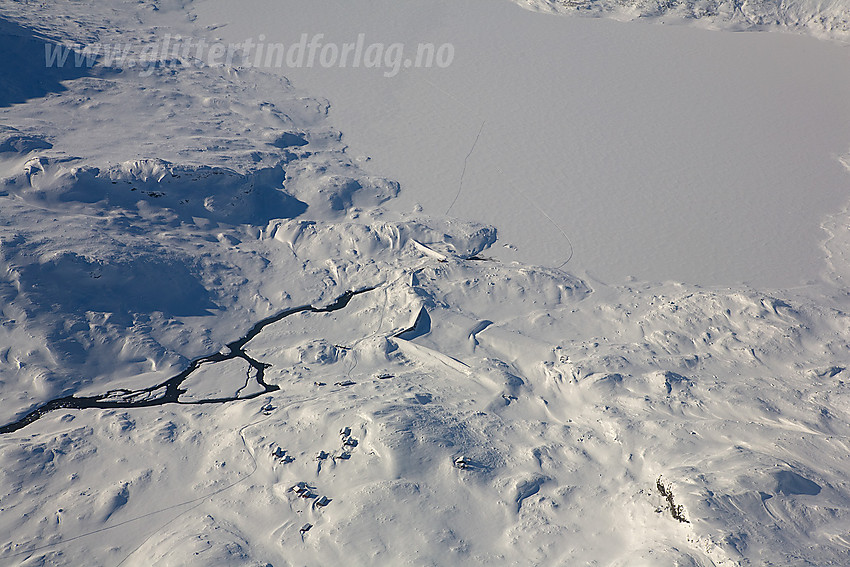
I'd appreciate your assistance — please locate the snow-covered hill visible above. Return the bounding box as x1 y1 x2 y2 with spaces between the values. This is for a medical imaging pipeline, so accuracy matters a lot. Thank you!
514 0 850 39
1 0 850 565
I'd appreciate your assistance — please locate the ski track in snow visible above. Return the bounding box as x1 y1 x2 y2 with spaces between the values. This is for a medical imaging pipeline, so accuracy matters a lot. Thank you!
1 0 850 565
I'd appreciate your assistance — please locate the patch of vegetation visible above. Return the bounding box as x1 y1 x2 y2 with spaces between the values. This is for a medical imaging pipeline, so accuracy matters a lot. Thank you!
656 477 689 523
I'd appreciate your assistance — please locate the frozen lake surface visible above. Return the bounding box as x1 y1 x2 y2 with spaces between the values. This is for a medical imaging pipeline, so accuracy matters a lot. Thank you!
197 0 850 286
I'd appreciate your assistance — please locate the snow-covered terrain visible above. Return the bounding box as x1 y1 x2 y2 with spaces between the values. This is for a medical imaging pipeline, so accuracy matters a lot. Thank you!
515 0 850 40
1 0 850 565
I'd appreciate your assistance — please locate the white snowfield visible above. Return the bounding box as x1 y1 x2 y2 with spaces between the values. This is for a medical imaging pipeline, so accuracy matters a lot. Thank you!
0 0 849 566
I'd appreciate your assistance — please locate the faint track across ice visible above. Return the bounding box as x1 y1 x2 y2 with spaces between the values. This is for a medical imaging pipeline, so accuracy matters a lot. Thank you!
423 77 575 269
446 120 486 216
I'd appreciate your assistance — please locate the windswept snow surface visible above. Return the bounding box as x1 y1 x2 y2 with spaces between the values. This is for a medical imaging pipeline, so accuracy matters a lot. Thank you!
1 0 850 566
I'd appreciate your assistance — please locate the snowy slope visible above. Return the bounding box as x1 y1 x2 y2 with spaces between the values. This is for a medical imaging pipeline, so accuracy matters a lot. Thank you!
1 0 850 566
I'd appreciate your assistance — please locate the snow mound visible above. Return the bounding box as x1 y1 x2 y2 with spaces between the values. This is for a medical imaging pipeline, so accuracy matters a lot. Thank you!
6 157 307 224
266 216 496 262
0 15 93 107
0 126 52 154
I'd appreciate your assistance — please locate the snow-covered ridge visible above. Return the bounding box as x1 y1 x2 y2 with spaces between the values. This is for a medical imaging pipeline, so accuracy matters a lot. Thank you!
514 0 850 39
